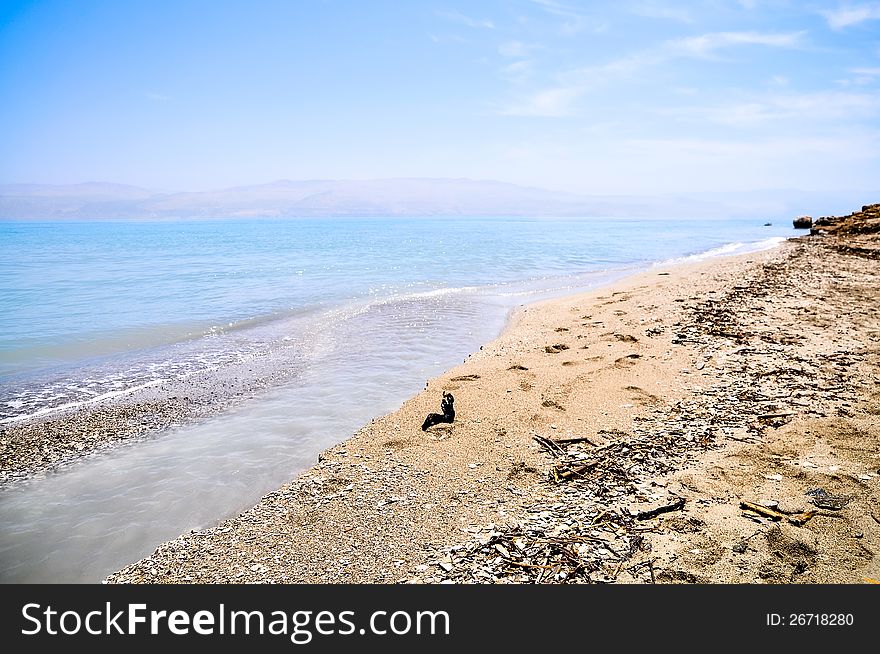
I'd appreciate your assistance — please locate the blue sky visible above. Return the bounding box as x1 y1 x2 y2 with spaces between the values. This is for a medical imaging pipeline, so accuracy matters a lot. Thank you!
1 0 878 194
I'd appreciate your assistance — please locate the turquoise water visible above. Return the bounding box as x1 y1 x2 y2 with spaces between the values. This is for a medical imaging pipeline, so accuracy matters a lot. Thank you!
1 217 794 421
0 216 798 582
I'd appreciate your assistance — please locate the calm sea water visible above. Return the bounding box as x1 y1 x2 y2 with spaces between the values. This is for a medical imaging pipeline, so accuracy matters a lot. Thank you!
0 217 796 582
0 217 794 415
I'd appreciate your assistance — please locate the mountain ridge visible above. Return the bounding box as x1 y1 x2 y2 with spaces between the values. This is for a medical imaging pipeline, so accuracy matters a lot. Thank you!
0 178 873 220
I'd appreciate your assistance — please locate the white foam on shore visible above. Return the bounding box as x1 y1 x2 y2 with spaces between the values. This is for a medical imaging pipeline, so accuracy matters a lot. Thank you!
655 236 788 266
0 379 166 425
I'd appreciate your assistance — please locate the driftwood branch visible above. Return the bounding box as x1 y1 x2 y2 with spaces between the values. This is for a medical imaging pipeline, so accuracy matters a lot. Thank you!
533 435 565 457
552 436 600 446
786 510 817 527
740 500 786 520
633 497 686 520
553 460 599 481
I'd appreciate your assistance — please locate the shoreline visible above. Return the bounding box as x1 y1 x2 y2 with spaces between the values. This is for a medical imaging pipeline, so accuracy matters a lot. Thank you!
3 207 877 584
107 207 879 583
0 238 778 488
0 350 298 487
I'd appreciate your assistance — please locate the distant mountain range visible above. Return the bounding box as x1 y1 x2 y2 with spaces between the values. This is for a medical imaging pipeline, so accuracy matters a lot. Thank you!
0 178 872 220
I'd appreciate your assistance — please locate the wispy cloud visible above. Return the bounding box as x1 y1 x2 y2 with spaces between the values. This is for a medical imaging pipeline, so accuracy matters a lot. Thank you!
835 66 880 85
575 31 804 82
670 90 880 126
629 2 694 24
667 31 805 58
498 41 533 58
851 67 880 76
437 9 495 30
821 2 880 29
429 33 467 44
499 86 580 117
500 59 534 81
498 30 805 118
528 0 601 35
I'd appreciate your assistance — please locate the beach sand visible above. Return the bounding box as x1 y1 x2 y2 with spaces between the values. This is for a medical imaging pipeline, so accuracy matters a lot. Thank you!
102 205 880 584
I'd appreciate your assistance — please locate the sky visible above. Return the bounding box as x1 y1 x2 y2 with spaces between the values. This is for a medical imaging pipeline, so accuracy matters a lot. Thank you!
0 0 879 195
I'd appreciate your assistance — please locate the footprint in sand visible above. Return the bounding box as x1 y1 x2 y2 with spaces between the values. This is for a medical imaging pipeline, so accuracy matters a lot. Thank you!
545 344 569 354
382 437 413 451
601 332 639 343
624 385 660 405
614 354 642 368
450 374 481 382
554 327 570 332
507 364 529 371
541 399 565 411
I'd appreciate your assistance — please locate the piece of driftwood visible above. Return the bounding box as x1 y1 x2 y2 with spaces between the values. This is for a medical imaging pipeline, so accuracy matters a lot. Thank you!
740 500 786 520
552 436 600 446
553 460 599 481
533 435 565 457
786 510 817 527
634 497 686 520
757 411 796 420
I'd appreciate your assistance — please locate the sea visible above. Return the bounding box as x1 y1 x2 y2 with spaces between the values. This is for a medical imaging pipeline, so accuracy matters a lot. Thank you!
0 216 796 582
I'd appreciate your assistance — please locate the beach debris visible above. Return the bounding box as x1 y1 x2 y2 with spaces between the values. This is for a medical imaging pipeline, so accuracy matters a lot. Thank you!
806 488 851 510
532 436 565 457
421 392 455 431
552 436 600 446
399 218 880 586
740 500 787 521
631 496 686 520
757 411 795 420
786 510 817 527
741 502 821 527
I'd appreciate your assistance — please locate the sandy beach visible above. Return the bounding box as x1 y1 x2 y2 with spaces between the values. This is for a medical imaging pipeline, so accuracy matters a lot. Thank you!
94 205 878 584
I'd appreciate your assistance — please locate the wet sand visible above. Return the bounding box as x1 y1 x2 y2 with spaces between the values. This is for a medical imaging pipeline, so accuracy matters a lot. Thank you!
0 351 293 487
104 205 880 584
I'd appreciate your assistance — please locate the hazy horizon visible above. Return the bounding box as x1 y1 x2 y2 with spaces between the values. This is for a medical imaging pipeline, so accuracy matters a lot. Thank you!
2 1 879 196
